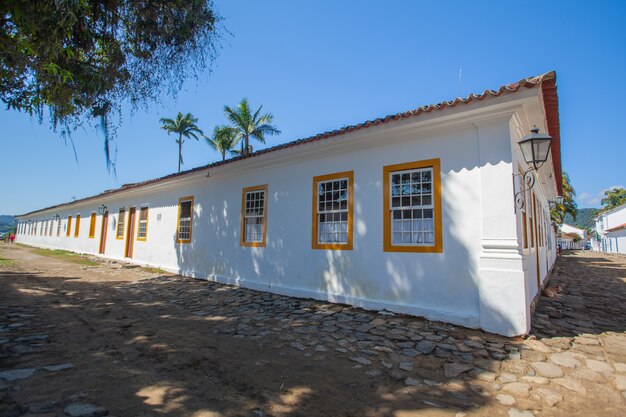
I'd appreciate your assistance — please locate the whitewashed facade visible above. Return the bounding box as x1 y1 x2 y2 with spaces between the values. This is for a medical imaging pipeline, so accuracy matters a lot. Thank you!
594 204 626 254
557 223 586 250
16 72 562 336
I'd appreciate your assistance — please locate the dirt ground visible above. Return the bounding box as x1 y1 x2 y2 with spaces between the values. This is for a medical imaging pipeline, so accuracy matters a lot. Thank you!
0 244 625 417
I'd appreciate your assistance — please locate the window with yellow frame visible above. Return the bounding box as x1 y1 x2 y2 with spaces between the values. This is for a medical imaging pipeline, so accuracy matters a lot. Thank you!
383 159 442 253
88 213 97 238
312 171 354 250
74 214 81 238
66 216 72 237
176 196 194 243
241 185 268 247
116 209 125 239
137 207 149 241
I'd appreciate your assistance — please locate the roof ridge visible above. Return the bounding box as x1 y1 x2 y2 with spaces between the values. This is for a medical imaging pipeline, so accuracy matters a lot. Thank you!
18 71 557 217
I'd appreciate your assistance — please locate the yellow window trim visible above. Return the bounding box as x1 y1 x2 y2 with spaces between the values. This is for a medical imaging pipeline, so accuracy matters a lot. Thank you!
74 214 81 238
383 158 442 253
240 185 268 248
88 212 96 238
136 207 149 242
311 171 354 250
116 209 126 240
176 196 194 244
66 216 72 237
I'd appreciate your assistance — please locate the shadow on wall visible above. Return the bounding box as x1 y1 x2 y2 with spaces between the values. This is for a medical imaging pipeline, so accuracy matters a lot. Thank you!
171 145 519 333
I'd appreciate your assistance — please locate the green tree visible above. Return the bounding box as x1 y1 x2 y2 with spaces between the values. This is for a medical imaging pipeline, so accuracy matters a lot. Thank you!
601 187 626 211
224 98 280 156
206 125 239 161
160 113 204 173
0 1 221 171
551 172 577 224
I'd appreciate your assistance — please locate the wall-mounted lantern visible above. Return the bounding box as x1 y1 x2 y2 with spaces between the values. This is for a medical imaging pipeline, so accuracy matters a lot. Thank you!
513 127 554 211
548 196 564 209
518 126 553 170
53 214 61 221
97 204 108 215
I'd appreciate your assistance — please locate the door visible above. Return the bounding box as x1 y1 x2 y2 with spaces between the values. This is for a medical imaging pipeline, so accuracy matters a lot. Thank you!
532 193 540 289
99 211 109 254
125 207 136 258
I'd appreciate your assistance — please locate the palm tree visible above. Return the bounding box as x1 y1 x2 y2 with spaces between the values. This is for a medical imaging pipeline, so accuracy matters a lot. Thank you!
601 187 626 211
551 172 577 224
206 125 240 161
160 112 204 173
224 98 280 156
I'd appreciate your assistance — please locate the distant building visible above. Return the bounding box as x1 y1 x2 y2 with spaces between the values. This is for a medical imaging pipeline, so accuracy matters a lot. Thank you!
15 72 563 337
557 223 586 250
593 204 626 254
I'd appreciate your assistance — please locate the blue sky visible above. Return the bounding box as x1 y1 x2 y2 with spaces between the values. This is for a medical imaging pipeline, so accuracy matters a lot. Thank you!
1 0 624 214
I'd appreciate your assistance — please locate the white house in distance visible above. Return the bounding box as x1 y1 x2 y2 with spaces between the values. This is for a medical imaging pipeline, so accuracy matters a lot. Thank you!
593 203 626 254
15 71 563 337
557 223 586 250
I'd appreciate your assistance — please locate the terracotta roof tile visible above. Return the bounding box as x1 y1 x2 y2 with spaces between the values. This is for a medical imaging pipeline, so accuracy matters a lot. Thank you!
18 71 561 217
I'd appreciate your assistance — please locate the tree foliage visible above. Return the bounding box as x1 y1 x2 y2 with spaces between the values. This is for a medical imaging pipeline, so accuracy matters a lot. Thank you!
601 187 626 211
551 172 577 224
206 125 239 161
160 112 203 173
0 0 221 171
224 98 280 156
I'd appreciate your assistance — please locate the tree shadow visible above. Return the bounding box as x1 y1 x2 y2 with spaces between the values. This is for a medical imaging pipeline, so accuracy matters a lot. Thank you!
0 268 526 417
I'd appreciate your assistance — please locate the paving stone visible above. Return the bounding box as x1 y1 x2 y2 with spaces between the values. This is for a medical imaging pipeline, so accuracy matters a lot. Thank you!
531 362 563 378
0 368 36 381
290 342 305 351
614 375 626 391
496 394 516 406
498 373 518 383
380 361 393 369
502 382 531 397
585 359 613 374
349 356 371 366
521 375 549 385
398 362 413 372
570 368 606 383
314 345 327 352
404 377 420 386
614 363 626 374
549 352 582 368
552 378 587 394
469 368 496 382
444 362 473 378
64 404 108 417
42 363 74 372
507 407 534 417
535 387 562 407
366 370 381 377
524 339 553 353
14 334 49 342
415 340 435 354
26 401 57 413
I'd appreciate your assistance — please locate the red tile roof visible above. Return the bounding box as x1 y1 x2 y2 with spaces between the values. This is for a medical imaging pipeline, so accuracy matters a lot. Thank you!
606 223 626 233
19 71 562 217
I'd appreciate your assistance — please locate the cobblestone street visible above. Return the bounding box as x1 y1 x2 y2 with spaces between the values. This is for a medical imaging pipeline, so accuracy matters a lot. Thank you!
1 245 625 417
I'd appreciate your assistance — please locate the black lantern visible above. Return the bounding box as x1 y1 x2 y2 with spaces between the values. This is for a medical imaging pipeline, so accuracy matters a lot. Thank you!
97 204 108 215
518 126 553 170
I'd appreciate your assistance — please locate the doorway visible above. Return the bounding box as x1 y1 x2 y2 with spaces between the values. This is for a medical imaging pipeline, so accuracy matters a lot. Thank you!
99 211 108 254
125 207 136 258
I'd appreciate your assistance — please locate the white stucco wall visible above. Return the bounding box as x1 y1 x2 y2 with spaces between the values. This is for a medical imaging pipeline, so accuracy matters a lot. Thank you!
16 90 559 336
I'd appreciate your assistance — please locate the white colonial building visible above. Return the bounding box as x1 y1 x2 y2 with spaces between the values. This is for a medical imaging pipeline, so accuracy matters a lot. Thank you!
16 71 563 336
557 223 586 250
593 204 626 254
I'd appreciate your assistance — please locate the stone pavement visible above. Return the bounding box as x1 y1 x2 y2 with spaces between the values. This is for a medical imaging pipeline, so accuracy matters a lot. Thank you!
1 248 625 416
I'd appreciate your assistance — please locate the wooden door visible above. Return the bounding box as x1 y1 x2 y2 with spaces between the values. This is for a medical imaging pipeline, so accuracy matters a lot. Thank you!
99 211 108 254
125 207 136 258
